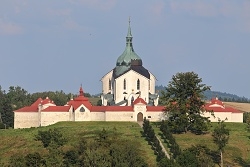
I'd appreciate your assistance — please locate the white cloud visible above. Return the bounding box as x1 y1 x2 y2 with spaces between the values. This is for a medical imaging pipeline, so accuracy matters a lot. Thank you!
46 8 71 17
169 1 219 17
150 1 165 17
63 19 87 31
69 0 117 11
0 21 22 35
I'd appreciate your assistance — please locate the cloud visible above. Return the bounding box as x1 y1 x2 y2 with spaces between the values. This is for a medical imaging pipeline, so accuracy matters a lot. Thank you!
69 0 117 11
150 1 165 17
46 8 71 17
63 19 87 31
0 21 22 35
169 1 219 17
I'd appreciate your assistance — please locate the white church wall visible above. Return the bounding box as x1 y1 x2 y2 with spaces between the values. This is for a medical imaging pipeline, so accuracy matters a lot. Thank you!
74 105 91 121
91 112 105 121
146 112 165 122
41 112 69 126
231 113 243 122
115 71 149 105
149 72 156 94
203 112 233 122
101 70 113 94
101 70 113 106
14 112 39 129
105 112 134 121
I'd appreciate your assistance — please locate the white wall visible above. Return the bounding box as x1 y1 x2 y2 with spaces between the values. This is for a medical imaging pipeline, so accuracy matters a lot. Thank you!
105 112 134 121
231 113 243 122
41 112 69 126
74 105 91 121
202 111 243 123
115 71 149 105
91 112 105 121
14 112 39 129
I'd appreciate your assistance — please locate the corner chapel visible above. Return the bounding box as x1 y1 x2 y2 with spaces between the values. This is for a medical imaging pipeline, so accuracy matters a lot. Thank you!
101 20 159 106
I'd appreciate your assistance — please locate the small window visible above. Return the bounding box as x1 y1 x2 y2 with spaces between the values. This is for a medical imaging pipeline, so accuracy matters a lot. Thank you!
124 79 126 90
108 79 111 90
148 116 151 118
80 107 85 112
137 79 140 90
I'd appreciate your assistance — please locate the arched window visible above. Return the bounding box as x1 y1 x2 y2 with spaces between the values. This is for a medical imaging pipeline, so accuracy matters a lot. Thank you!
109 79 111 90
137 79 140 90
123 79 126 90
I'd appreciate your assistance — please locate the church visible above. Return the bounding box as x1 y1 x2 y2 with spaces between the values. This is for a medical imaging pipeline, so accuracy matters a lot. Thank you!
13 21 243 129
13 21 165 129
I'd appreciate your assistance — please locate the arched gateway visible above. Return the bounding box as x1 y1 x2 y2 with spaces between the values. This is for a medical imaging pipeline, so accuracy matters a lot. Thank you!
137 112 143 122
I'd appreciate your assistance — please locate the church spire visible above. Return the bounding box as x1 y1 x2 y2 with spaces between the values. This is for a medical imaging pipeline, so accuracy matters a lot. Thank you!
127 17 132 37
79 84 84 96
126 17 133 50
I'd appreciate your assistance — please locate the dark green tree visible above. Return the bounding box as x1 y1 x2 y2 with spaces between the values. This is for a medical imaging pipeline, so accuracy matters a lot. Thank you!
35 128 67 148
8 154 25 167
25 152 45 167
161 71 211 134
212 120 229 167
0 86 13 127
176 150 198 167
187 145 215 167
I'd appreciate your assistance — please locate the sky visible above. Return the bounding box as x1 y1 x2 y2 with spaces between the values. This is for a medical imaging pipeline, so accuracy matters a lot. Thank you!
0 0 250 98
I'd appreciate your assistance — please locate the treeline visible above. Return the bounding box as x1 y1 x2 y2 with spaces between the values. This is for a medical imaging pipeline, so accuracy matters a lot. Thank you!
0 85 91 128
5 127 147 167
217 96 250 103
156 85 250 103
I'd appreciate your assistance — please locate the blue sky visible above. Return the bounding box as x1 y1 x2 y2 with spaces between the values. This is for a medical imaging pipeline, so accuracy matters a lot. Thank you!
0 0 250 98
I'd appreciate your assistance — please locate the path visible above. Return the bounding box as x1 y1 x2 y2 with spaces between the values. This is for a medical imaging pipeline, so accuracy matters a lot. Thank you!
138 122 170 159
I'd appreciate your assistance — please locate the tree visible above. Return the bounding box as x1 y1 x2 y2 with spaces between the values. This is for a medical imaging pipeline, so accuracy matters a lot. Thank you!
187 145 215 167
176 150 198 167
35 128 67 148
161 72 210 134
0 86 13 127
25 152 45 167
212 120 229 167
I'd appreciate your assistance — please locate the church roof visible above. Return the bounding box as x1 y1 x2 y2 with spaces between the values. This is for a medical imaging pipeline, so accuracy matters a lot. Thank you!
133 97 147 105
114 19 146 78
113 65 150 79
66 86 92 110
42 106 71 112
205 97 243 113
14 97 44 112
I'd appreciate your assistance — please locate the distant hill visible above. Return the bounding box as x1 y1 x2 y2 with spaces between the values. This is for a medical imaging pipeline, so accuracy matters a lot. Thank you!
155 85 250 103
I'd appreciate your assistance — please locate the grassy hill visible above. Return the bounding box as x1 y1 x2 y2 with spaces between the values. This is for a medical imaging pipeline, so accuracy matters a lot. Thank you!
0 122 158 166
152 122 250 167
1 121 250 166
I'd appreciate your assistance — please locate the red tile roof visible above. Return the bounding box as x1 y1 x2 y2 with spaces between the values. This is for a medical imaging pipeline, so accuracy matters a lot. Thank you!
133 97 147 105
42 106 71 112
205 97 243 113
14 98 43 112
66 86 92 110
147 106 165 112
41 97 55 105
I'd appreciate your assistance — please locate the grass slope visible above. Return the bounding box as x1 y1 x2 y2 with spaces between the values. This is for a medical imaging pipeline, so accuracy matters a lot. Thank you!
0 122 157 166
172 123 250 166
